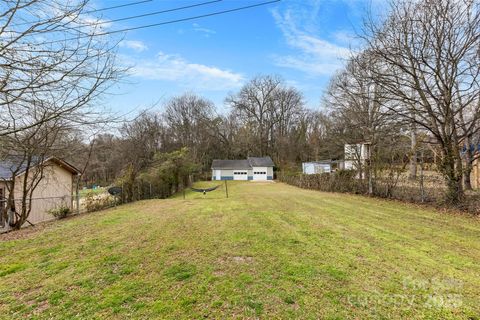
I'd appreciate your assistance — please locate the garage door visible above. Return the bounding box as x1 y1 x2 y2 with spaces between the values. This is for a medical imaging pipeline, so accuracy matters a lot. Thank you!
253 168 267 180
233 170 248 180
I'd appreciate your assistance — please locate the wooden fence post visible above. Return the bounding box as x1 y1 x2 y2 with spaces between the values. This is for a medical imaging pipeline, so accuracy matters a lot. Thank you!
225 180 229 198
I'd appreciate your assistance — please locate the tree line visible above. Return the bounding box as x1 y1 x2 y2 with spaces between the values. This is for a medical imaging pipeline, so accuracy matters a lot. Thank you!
78 0 480 207
322 0 480 205
0 0 122 229
2 0 479 230
76 76 337 199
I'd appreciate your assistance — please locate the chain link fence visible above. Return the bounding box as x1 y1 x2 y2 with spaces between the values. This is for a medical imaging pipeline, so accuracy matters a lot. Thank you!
278 171 480 214
1 195 76 232
0 179 194 233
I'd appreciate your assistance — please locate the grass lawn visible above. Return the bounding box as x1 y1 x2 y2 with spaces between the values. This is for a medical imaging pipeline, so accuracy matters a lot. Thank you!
0 181 479 319
79 187 106 197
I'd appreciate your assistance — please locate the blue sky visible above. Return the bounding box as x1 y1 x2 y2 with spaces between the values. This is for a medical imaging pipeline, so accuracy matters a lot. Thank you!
93 0 384 116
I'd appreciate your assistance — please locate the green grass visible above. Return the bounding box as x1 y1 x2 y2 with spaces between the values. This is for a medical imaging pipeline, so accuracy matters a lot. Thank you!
0 181 479 319
79 187 106 197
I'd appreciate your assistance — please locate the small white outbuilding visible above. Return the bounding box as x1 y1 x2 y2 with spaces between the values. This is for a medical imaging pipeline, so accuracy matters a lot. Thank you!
211 156 275 181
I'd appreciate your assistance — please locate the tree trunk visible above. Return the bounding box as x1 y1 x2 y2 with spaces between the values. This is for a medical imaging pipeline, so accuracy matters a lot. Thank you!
409 125 417 180
463 151 473 191
439 146 464 205
6 181 18 229
463 165 473 191
445 175 464 205
462 136 473 191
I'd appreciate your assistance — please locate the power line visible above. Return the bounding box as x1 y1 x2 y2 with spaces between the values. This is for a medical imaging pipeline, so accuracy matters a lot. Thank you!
50 0 223 32
83 0 153 15
11 0 154 27
32 0 281 45
91 0 222 25
6 0 223 46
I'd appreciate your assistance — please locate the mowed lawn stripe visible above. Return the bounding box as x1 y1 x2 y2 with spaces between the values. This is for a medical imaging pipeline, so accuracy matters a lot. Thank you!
0 181 478 319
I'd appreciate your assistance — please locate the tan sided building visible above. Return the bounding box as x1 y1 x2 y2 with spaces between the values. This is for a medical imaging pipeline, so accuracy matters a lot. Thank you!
472 158 480 190
0 156 80 228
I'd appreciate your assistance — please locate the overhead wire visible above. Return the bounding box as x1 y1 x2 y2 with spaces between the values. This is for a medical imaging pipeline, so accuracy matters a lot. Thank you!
38 0 223 33
27 0 282 46
83 0 154 14
10 0 155 27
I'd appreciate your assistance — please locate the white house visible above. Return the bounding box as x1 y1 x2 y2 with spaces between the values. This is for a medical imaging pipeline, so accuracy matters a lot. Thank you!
344 143 371 170
211 157 274 181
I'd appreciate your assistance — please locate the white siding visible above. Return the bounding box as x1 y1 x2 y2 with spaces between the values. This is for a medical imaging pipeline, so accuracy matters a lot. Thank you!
302 163 331 174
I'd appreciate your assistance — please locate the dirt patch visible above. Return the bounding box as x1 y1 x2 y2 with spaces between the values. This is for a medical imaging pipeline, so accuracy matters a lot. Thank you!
217 256 254 265
213 270 226 276
32 300 50 316
232 256 254 263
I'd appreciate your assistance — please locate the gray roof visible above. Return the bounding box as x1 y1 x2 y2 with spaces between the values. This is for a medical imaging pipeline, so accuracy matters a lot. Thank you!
247 156 275 167
0 156 41 180
211 159 251 169
0 156 80 180
211 156 274 169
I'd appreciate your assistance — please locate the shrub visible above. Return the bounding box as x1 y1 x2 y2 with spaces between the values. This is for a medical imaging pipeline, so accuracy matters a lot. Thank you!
279 170 480 214
49 205 71 219
278 170 365 194
84 191 115 212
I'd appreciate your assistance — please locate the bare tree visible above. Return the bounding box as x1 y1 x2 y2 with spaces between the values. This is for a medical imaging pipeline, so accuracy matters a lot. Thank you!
226 75 304 162
363 0 480 203
325 53 402 193
0 0 122 228
0 0 122 137
117 112 163 202
2 117 69 229
163 93 216 169
270 86 304 165
226 75 283 156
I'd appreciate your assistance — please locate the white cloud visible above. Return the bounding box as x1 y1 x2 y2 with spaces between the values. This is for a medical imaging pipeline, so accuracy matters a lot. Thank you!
332 30 357 46
124 51 244 90
192 23 216 37
120 40 148 52
271 4 352 76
